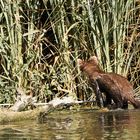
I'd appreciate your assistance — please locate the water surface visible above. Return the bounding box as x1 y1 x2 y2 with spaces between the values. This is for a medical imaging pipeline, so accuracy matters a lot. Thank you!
0 109 140 140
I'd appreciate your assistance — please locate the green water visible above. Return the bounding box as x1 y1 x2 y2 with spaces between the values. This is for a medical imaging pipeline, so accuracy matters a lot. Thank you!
0 109 140 140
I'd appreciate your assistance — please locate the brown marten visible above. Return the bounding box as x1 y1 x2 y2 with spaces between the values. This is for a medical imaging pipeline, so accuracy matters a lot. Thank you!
77 56 140 109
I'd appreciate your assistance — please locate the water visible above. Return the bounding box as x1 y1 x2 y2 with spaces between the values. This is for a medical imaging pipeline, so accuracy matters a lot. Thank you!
0 109 140 140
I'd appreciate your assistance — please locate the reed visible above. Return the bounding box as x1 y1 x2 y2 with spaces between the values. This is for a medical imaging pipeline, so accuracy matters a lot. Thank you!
0 0 139 103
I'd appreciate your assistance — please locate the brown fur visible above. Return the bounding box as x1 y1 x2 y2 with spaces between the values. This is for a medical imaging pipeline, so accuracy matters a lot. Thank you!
77 56 140 109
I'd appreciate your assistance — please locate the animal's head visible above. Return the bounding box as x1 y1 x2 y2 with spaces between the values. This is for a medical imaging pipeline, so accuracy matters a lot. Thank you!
77 56 99 71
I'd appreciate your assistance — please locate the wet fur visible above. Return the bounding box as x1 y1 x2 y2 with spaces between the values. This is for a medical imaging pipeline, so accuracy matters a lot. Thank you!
77 56 140 109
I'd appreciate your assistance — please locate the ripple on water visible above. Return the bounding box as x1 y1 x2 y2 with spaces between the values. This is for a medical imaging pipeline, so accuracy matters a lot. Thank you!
0 109 140 140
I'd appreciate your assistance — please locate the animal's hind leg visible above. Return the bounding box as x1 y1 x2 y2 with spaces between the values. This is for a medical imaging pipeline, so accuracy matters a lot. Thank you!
122 100 128 109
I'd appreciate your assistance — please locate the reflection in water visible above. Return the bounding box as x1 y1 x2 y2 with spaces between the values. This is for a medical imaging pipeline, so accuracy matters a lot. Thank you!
99 111 138 140
0 110 140 140
0 128 23 140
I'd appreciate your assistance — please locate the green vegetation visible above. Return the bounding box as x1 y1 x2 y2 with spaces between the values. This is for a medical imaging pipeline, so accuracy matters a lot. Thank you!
0 0 139 103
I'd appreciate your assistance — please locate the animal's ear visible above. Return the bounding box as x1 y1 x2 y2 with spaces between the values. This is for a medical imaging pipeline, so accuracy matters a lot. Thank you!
89 56 98 64
77 59 84 66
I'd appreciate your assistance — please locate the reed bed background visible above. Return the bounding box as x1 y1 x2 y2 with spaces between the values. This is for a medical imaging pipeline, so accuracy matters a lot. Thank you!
0 0 140 104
